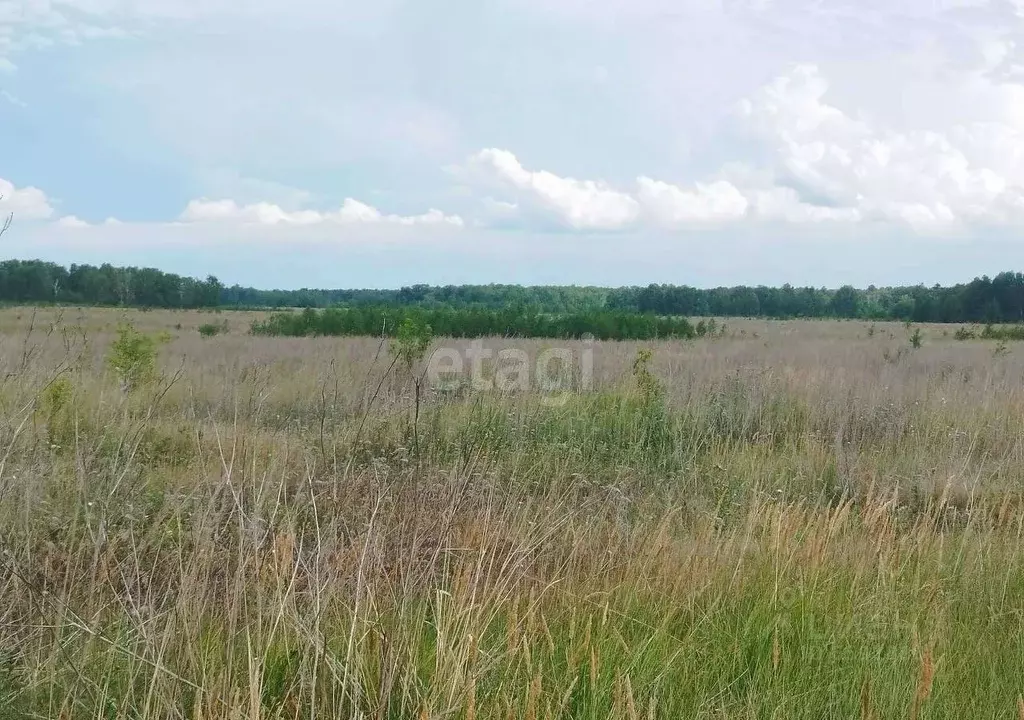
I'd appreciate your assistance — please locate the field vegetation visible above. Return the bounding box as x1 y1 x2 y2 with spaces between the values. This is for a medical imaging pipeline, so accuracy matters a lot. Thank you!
0 307 1021 717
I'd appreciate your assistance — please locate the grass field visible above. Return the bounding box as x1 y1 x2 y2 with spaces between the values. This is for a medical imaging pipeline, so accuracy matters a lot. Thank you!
0 306 1023 718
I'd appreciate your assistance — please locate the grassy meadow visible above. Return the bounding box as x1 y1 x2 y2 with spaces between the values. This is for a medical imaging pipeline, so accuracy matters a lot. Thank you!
0 307 1023 718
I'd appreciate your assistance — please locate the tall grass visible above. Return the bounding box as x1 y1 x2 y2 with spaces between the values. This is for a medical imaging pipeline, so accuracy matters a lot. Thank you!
0 309 1022 717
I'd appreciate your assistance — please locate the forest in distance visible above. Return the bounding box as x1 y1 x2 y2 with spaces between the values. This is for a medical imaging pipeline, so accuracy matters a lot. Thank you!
6 257 1024 323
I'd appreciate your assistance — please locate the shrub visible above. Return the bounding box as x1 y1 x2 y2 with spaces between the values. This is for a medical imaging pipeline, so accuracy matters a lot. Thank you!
631 348 662 404
390 316 434 372
39 375 74 418
909 327 923 350
107 323 163 391
695 318 724 338
38 375 76 446
953 324 1024 342
198 320 228 338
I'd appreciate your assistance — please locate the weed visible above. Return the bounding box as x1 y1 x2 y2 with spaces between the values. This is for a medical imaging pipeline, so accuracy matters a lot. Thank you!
631 348 662 404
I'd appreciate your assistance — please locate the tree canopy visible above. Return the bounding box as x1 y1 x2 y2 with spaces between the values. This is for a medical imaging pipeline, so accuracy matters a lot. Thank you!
3 258 1024 325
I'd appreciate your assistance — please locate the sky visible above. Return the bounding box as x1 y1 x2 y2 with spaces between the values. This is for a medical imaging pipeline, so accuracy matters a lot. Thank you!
4 0 1024 289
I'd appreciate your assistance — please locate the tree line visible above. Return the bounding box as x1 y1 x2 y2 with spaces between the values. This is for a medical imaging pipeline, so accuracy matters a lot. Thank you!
0 260 222 308
222 282 610 313
4 258 1024 324
604 276 1024 323
251 306 714 341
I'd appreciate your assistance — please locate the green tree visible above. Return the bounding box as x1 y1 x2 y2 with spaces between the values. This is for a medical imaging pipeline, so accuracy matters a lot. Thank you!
107 323 164 391
829 285 861 318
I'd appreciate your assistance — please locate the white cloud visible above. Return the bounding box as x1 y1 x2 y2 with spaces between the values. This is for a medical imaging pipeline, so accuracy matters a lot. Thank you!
195 169 314 211
180 199 322 225
748 186 863 223
0 178 55 220
736 63 1024 229
459 60 1024 233
53 214 123 228
52 214 128 229
466 149 640 230
635 178 749 224
57 215 90 228
179 197 464 227
461 147 863 230
11 0 1024 262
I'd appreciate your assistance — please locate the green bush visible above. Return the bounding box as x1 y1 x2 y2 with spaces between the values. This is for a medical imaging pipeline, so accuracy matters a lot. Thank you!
390 316 434 371
107 323 163 391
198 320 228 338
39 375 73 418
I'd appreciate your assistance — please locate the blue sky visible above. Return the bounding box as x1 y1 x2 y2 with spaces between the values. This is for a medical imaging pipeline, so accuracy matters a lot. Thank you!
4 0 1024 289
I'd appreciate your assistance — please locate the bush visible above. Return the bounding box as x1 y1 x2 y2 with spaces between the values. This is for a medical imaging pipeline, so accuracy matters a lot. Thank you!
954 324 1024 342
390 316 433 371
198 320 228 338
909 327 923 349
107 323 163 391
631 348 663 404
38 375 76 446
39 375 74 418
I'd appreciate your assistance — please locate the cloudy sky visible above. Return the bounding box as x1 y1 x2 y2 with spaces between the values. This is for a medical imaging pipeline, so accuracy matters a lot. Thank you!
4 0 1024 289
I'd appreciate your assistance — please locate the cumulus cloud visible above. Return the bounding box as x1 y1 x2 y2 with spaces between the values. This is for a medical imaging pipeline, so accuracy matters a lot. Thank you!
11 0 1024 247
461 147 863 231
0 178 55 220
747 187 863 224
635 178 749 225
179 197 464 227
457 59 1024 233
736 63 1024 230
465 149 640 230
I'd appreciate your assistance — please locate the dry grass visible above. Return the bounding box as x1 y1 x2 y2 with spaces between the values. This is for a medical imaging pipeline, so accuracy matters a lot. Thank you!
0 307 1022 717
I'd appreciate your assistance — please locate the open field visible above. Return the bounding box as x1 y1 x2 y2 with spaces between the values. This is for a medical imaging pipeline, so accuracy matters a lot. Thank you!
0 306 1023 717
